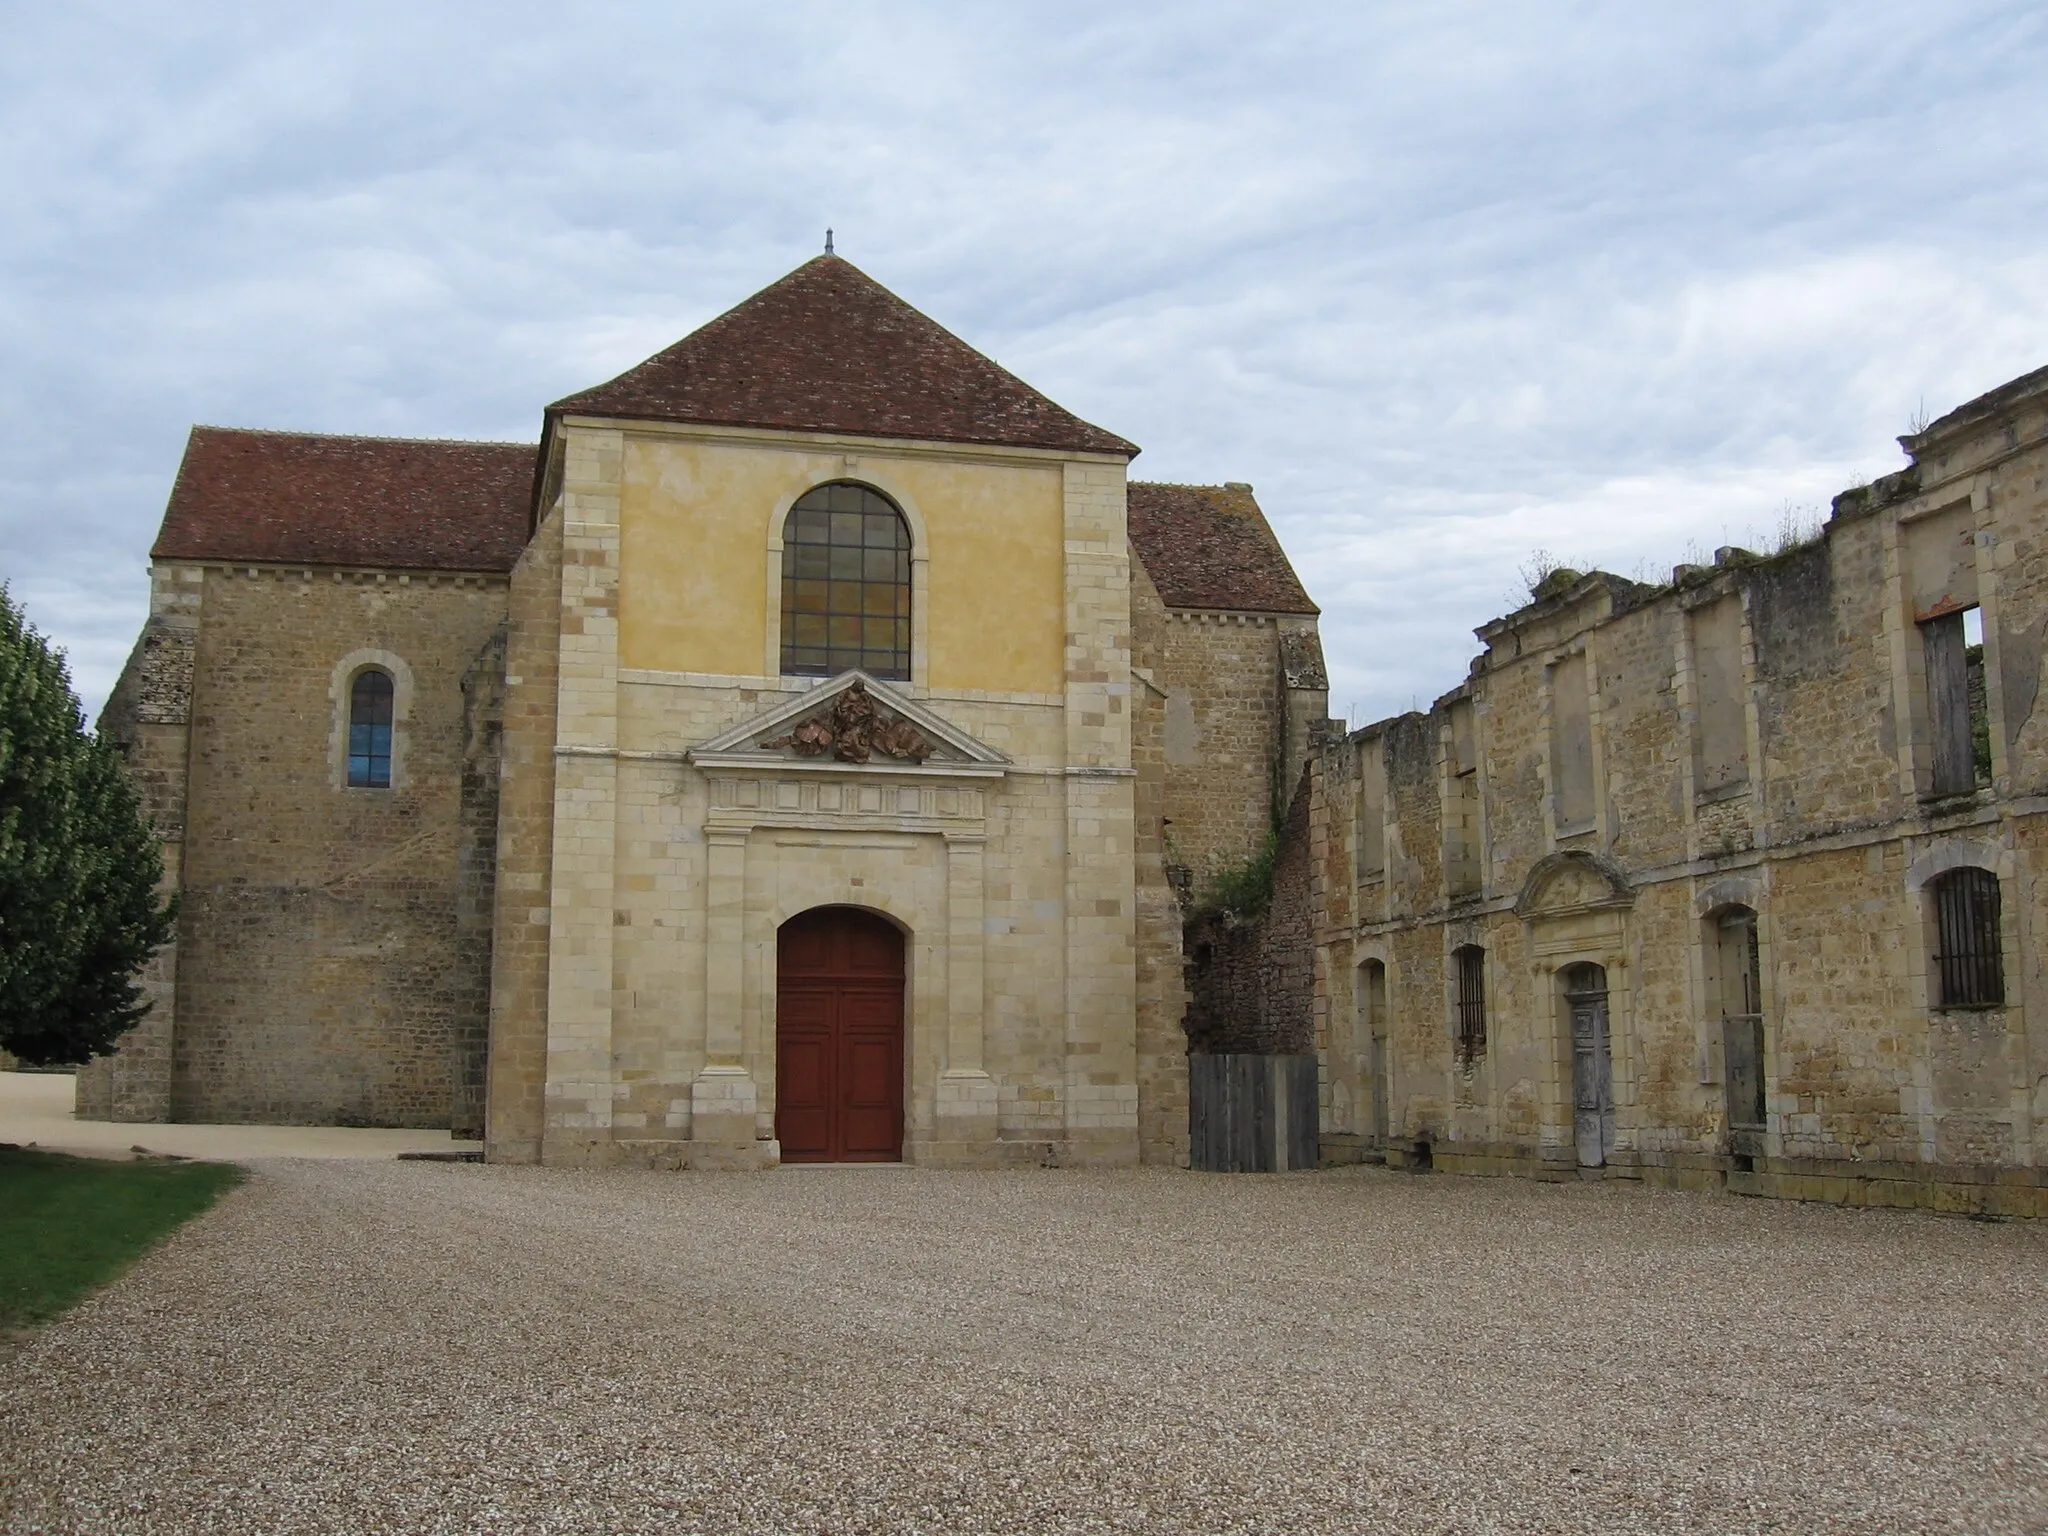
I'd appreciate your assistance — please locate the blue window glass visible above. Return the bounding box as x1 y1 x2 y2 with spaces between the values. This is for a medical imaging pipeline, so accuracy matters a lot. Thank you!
347 669 394 788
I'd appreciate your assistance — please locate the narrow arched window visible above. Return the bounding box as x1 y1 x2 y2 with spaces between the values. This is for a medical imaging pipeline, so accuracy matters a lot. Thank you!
1931 867 2002 1007
781 482 911 680
347 668 395 788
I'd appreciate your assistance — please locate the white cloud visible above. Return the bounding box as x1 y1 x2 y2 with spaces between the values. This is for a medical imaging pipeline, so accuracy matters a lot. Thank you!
2 1 2047 727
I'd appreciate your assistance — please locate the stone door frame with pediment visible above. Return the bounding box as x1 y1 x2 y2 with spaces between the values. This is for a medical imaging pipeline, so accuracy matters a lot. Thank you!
1516 851 1638 1166
681 672 1009 1167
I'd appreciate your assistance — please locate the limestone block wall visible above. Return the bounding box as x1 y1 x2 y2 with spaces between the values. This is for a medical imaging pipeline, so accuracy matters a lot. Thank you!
1312 365 2048 1215
159 562 509 1126
491 423 1176 1168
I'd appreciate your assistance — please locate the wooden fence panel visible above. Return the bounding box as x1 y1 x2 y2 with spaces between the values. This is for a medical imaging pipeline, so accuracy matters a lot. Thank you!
1188 1053 1319 1172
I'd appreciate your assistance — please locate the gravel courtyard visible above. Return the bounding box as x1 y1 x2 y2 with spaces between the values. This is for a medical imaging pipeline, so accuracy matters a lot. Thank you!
2 1162 2043 1536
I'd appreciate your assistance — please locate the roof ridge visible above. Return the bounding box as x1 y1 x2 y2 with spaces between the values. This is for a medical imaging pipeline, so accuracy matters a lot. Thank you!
190 424 537 450
1128 479 1254 492
549 255 1137 459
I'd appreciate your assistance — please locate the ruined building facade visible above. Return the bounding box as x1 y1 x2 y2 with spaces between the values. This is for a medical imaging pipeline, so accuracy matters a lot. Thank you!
1310 365 2048 1217
77 254 1326 1169
74 246 2048 1211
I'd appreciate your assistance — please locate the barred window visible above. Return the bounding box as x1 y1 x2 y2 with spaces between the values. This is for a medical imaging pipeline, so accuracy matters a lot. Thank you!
780 482 911 680
1453 944 1487 1065
1931 867 2003 1008
347 669 394 788
1714 907 1766 1131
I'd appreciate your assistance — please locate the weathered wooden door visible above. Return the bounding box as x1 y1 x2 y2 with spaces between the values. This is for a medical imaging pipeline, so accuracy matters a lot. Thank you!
1566 964 1615 1168
776 907 905 1162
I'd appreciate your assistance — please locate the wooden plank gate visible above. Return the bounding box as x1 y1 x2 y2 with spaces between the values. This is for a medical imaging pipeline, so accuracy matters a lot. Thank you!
1189 1053 1319 1172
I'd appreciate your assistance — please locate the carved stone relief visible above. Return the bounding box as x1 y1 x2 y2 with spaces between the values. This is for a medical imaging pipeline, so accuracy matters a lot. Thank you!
761 680 936 764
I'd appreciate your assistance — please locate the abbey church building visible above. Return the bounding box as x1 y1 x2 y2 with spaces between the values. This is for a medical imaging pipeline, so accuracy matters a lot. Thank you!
77 254 1329 1168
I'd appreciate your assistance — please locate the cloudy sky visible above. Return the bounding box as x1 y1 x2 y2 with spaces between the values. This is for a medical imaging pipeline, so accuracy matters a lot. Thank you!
5 2 2046 726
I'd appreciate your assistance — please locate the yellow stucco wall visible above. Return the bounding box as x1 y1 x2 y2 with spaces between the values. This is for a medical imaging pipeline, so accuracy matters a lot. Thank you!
617 434 1067 694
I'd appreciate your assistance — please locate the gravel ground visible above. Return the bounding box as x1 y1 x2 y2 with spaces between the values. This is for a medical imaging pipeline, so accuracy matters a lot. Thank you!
2 1162 2043 1536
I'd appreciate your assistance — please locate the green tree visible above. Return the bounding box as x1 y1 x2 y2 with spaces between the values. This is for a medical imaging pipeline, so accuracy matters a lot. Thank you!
0 590 175 1065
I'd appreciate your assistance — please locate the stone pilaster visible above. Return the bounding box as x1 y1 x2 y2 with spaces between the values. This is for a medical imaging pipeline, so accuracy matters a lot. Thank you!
690 825 770 1168
1060 459 1140 1164
541 427 623 1165
928 831 998 1160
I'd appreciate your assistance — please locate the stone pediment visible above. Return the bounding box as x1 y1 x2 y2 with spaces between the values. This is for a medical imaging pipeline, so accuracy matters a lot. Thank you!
688 672 1008 778
1514 850 1633 919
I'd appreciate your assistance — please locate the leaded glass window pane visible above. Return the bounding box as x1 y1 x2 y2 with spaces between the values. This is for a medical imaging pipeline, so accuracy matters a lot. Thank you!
780 483 911 679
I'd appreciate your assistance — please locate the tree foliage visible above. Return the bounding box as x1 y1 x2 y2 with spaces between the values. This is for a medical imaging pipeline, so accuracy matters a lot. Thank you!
0 590 176 1065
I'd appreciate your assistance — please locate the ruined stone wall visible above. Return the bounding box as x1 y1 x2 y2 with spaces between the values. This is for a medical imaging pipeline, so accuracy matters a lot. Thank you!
451 623 507 1138
164 563 509 1126
76 570 201 1120
1141 608 1291 887
1129 555 1190 1164
1183 765 1316 1057
1312 366 2048 1215
1128 554 1329 1159
482 506 563 1163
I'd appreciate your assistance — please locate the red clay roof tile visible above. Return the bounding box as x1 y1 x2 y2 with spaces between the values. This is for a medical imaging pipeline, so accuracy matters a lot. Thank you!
551 255 1138 459
151 428 536 572
1127 482 1317 614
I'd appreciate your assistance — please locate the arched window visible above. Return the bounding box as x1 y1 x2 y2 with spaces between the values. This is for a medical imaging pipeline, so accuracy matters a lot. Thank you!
1930 867 2002 1007
347 668 395 788
780 482 911 680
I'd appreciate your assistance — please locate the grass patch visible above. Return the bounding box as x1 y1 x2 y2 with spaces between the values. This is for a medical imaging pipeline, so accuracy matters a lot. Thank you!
0 1146 242 1329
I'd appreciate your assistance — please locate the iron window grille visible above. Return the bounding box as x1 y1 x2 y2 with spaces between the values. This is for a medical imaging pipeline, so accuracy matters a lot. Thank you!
780 482 912 681
1932 867 2003 1008
347 668 394 788
1453 945 1487 1065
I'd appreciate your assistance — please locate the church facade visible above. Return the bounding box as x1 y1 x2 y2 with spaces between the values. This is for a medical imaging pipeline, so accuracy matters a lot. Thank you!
76 255 1327 1169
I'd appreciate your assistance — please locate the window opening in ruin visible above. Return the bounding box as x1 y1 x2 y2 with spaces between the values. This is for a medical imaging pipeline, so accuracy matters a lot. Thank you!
1691 596 1749 800
347 668 394 788
1452 945 1486 1067
1361 960 1388 1147
1444 701 1482 897
1713 908 1766 1132
1563 963 1615 1168
780 482 912 680
1549 653 1595 834
1931 866 2003 1008
1921 605 1989 797
1357 741 1386 881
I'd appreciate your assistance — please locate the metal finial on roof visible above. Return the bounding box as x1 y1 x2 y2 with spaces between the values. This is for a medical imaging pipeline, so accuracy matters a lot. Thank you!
824 227 835 255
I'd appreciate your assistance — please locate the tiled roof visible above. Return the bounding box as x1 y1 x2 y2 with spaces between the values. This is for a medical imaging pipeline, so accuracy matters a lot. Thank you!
1127 482 1317 614
552 255 1138 459
151 428 537 572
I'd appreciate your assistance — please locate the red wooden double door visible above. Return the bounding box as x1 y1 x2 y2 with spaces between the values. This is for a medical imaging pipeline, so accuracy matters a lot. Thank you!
775 907 905 1162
